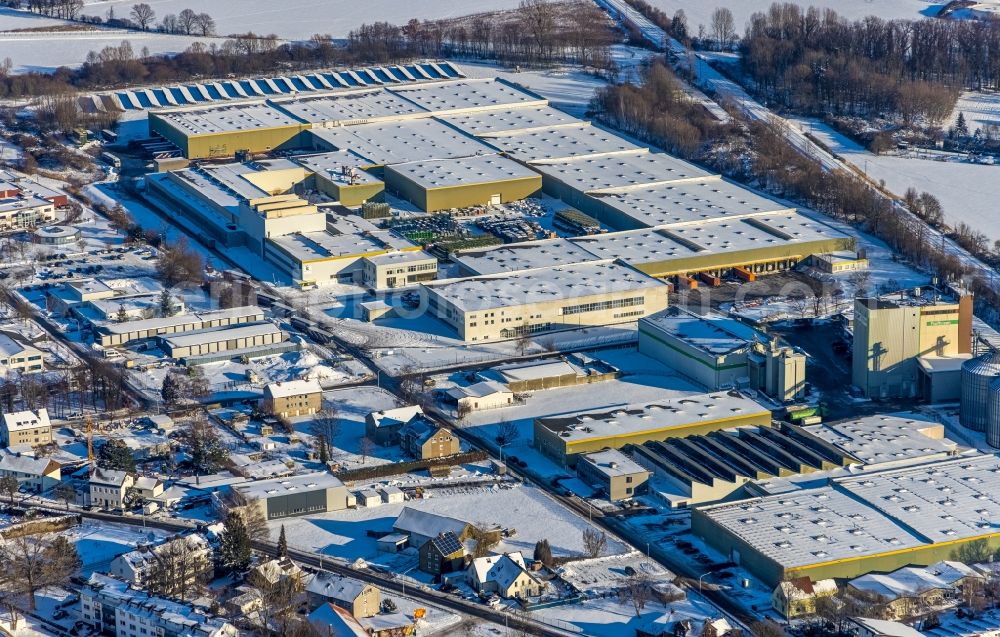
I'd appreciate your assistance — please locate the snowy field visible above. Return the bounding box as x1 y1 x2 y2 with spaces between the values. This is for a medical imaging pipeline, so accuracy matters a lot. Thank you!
649 0 944 35
0 30 208 74
80 0 523 39
788 116 1000 242
951 89 1000 133
276 482 629 561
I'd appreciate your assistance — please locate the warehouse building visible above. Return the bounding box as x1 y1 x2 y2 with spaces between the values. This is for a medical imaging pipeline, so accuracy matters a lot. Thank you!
800 415 958 471
692 454 1000 587
425 260 669 342
852 290 973 399
149 102 311 159
451 238 599 276
638 310 806 401
383 156 541 212
573 213 853 279
95 306 265 347
262 379 323 419
294 152 384 206
576 448 650 501
534 393 772 466
158 321 286 358
629 422 852 508
230 472 352 520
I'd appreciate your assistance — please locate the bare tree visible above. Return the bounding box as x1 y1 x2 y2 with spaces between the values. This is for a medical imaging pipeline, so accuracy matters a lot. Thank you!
710 7 735 50
469 523 500 558
582 528 607 558
495 419 520 447
0 475 17 506
193 12 215 36
177 8 197 34
55 482 76 510
312 407 339 460
617 572 653 617
220 489 270 542
130 3 155 30
0 535 81 611
358 436 375 464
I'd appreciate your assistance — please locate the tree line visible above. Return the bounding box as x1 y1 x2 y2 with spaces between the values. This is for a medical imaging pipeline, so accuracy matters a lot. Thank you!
347 0 615 68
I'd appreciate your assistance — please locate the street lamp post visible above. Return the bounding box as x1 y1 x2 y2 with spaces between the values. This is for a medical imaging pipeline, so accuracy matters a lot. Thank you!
697 572 710 591
399 564 418 596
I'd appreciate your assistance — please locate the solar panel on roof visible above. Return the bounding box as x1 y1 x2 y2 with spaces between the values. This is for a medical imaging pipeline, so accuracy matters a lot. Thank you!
430 531 462 555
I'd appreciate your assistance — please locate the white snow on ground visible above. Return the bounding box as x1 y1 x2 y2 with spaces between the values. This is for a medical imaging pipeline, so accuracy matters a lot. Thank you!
0 29 209 74
648 0 944 36
950 89 1000 132
62 519 168 574
531 589 727 637
80 0 523 40
276 482 629 561
788 116 1000 242
0 6 75 30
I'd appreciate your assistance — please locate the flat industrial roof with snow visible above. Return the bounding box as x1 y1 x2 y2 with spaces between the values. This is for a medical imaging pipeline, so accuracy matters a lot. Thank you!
639 311 766 356
273 89 427 124
596 180 794 228
268 230 396 262
486 124 642 162
98 306 264 335
232 472 344 501
426 260 667 312
308 118 494 166
802 416 957 468
452 238 598 275
159 321 281 348
536 393 771 443
389 78 545 113
293 151 382 186
386 155 539 189
154 102 302 135
533 150 715 192
440 106 581 135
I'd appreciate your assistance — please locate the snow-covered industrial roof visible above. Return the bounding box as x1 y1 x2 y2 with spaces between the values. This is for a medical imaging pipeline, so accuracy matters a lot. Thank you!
390 78 545 114
159 321 281 348
486 123 642 162
440 106 581 136
803 415 957 469
425 260 667 312
386 155 539 189
268 230 402 263
273 89 426 124
638 310 766 356
155 102 301 135
232 471 344 501
452 238 598 275
308 118 494 166
532 150 715 192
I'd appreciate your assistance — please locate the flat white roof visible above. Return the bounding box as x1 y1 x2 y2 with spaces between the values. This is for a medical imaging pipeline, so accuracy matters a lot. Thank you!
426 260 667 313
363 249 435 266
293 152 382 186
835 455 1000 544
581 448 649 478
571 213 845 265
595 180 793 228
160 321 281 348
486 124 642 162
533 150 715 192
264 379 322 398
273 89 426 124
386 155 538 189
269 230 399 263
440 106 581 135
537 393 771 443
99 306 264 335
803 415 957 468
389 78 545 113
701 487 927 569
309 118 494 166
639 311 766 356
156 102 301 135
452 238 598 275
232 471 344 501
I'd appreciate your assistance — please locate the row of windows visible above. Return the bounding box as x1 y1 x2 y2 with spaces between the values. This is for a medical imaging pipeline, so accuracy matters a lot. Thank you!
562 296 645 316
614 310 645 319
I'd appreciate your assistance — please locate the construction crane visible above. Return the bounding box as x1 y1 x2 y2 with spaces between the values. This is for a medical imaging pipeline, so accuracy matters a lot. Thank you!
85 415 94 463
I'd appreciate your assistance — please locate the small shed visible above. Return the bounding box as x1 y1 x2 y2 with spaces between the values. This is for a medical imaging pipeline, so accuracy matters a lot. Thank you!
377 533 409 554
379 485 405 504
357 489 382 507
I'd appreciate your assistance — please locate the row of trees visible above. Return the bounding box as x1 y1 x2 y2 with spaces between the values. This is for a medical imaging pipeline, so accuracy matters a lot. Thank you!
347 0 615 68
739 3 986 122
128 4 216 36
7 0 82 19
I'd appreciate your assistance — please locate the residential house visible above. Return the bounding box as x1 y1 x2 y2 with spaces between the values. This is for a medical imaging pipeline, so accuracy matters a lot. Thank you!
365 405 424 446
306 571 380 618
418 531 467 578
445 380 514 412
81 573 237 637
0 408 52 447
249 557 306 592
399 417 460 460
466 552 544 600
636 612 736 637
109 535 213 592
89 468 134 509
771 577 838 618
0 453 60 492
132 476 164 500
847 561 980 620
393 507 474 547
576 448 650 501
262 379 323 419
0 333 44 374
308 604 369 637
